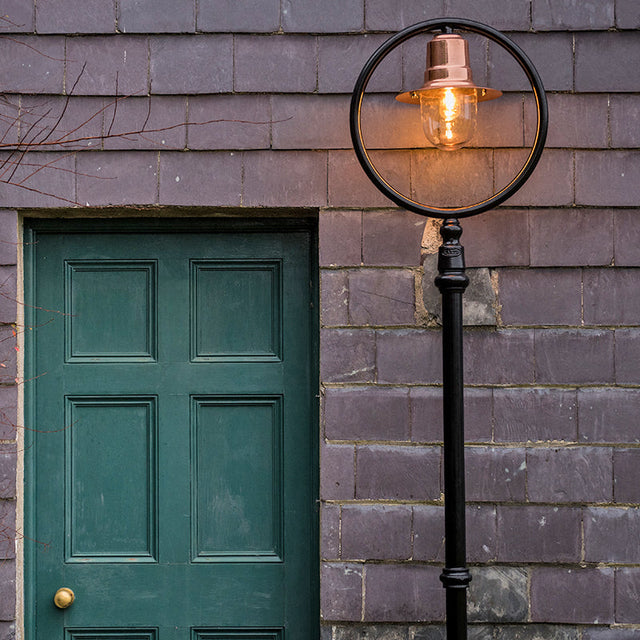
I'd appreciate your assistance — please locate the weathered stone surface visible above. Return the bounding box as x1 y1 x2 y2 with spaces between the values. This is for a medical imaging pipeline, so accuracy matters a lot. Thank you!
349 269 415 326
422 257 496 326
615 568 640 624
334 625 410 640
527 447 612 503
320 329 375 383
321 562 363 621
467 567 528 623
495 625 579 640
578 388 640 444
320 443 355 500
466 447 526 503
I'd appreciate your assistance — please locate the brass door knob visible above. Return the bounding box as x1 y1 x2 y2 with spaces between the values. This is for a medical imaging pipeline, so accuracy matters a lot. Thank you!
53 587 75 609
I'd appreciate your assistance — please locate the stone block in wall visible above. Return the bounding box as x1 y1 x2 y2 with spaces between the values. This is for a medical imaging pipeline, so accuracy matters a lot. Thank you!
488 33 573 92
496 505 582 562
320 328 376 383
526 447 613 503
320 442 355 500
0 559 15 620
118 0 195 33
0 499 16 560
614 210 640 266
532 0 614 30
364 0 444 32
272 95 351 150
0 152 75 208
498 267 581 326
422 256 497 326
19 96 105 151
615 568 640 623
151 35 232 94
2 1 34 32
584 269 640 326
467 566 528 623
0 266 17 324
318 34 402 94
364 564 444 621
349 269 415 326
614 449 640 503
463 329 535 385
321 503 340 560
319 211 362 267
244 150 327 207
616 0 640 28
462 209 530 269
493 388 577 443
444 0 531 30
197 0 280 33
103 96 187 151
321 562 363 621
329 150 411 208
324 387 410 442
334 625 411 640
37 0 116 33
67 36 147 96
77 151 158 207
0 326 16 382
584 628 640 639
362 210 425 267
534 329 615 385
281 0 363 33
321 270 349 326
608 95 640 148
0 36 63 93
355 444 441 500
576 151 640 207
584 507 640 563
0 386 17 441
159 151 242 206
575 32 640 92
525 93 609 149
530 567 614 624
494 625 579 640
530 209 613 268
0 446 16 499
341 504 412 560
236 34 316 93
495 149 574 207
376 329 441 384
578 388 640 444
465 447 526 502
614 329 640 384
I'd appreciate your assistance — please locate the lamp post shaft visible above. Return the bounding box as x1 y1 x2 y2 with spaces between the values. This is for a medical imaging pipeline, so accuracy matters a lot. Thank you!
434 218 471 640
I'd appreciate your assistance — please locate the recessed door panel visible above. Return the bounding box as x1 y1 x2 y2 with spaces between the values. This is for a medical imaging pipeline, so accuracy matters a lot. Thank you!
192 397 282 561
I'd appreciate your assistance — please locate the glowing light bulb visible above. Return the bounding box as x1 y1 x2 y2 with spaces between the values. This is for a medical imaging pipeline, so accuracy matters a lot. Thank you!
419 87 478 151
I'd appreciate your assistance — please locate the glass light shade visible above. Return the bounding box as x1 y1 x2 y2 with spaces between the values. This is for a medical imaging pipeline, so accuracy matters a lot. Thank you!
419 87 478 151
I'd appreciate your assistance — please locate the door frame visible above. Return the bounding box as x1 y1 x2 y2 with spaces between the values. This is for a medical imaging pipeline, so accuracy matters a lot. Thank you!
22 215 320 640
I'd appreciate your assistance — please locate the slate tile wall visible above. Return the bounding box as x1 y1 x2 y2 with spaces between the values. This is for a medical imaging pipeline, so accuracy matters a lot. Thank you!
0 1 638 639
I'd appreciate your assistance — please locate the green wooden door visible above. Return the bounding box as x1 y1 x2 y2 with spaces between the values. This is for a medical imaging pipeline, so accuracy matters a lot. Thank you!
25 220 318 640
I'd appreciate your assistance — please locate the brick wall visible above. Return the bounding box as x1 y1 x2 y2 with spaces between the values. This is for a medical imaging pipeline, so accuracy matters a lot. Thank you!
0 1 639 639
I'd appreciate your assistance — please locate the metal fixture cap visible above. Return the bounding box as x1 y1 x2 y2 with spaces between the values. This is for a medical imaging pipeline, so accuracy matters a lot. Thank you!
396 33 502 103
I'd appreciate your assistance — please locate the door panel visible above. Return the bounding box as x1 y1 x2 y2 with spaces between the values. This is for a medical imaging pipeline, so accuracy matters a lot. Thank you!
26 222 317 640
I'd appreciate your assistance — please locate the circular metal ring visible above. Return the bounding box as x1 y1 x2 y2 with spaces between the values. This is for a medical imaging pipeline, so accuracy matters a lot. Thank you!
349 18 548 219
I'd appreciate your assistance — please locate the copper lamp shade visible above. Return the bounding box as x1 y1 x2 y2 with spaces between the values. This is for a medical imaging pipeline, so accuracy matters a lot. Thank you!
396 33 502 104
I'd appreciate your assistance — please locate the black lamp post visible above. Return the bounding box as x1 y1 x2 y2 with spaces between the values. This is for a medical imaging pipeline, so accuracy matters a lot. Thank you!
350 18 548 640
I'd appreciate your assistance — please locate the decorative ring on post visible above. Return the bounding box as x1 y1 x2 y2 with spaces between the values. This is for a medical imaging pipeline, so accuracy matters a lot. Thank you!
349 17 548 218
